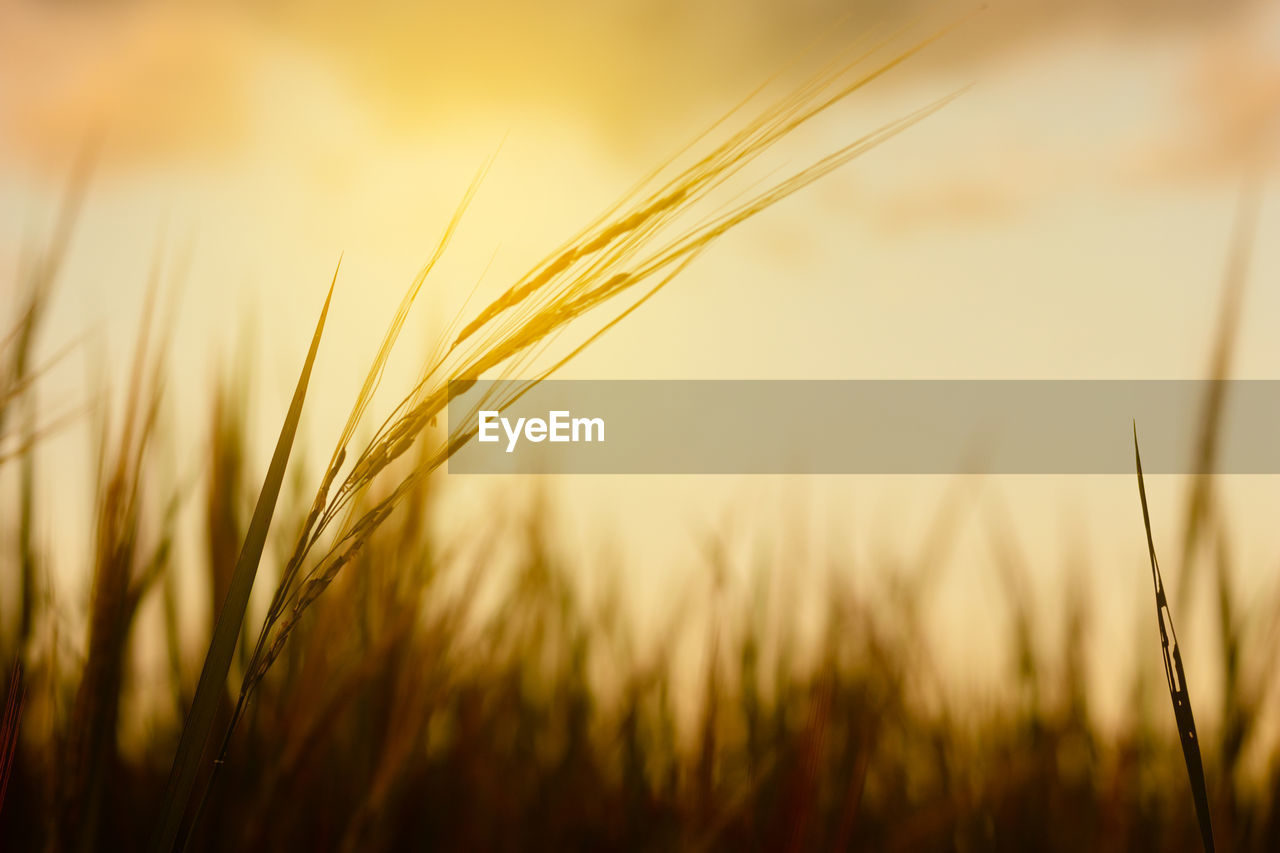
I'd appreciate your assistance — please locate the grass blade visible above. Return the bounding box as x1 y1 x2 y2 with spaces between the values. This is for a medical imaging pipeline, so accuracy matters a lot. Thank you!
148 270 337 853
1133 423 1215 853
0 662 22 815
1176 182 1261 612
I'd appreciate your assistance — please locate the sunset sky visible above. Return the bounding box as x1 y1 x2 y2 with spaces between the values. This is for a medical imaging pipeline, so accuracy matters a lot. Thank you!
3 0 1280 724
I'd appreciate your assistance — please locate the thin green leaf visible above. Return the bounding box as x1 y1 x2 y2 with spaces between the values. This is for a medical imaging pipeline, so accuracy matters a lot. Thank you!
148 268 338 853
1133 423 1215 853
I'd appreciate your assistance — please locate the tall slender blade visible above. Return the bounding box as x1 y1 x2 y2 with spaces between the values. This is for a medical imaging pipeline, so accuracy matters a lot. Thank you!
149 271 337 852
1134 424 1215 853
1176 182 1261 612
0 662 23 814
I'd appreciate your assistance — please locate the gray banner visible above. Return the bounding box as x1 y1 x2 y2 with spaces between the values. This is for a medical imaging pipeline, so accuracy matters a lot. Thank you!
445 380 1280 474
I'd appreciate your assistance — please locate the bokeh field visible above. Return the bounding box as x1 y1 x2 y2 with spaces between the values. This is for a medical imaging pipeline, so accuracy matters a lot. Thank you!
4 2 1280 850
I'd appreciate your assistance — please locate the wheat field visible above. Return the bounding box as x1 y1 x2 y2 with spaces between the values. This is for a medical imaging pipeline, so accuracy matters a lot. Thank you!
4 6 1280 852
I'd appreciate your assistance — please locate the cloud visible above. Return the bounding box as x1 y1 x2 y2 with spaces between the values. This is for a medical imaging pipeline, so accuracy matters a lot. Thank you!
0 0 1272 178
1131 21 1280 183
0 3 253 171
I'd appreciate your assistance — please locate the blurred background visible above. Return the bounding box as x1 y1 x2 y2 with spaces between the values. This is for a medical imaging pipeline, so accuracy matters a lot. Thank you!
3 0 1280 849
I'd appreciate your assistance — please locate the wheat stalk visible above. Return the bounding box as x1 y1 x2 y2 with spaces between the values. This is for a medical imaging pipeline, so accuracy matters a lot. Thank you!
157 29 966 848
